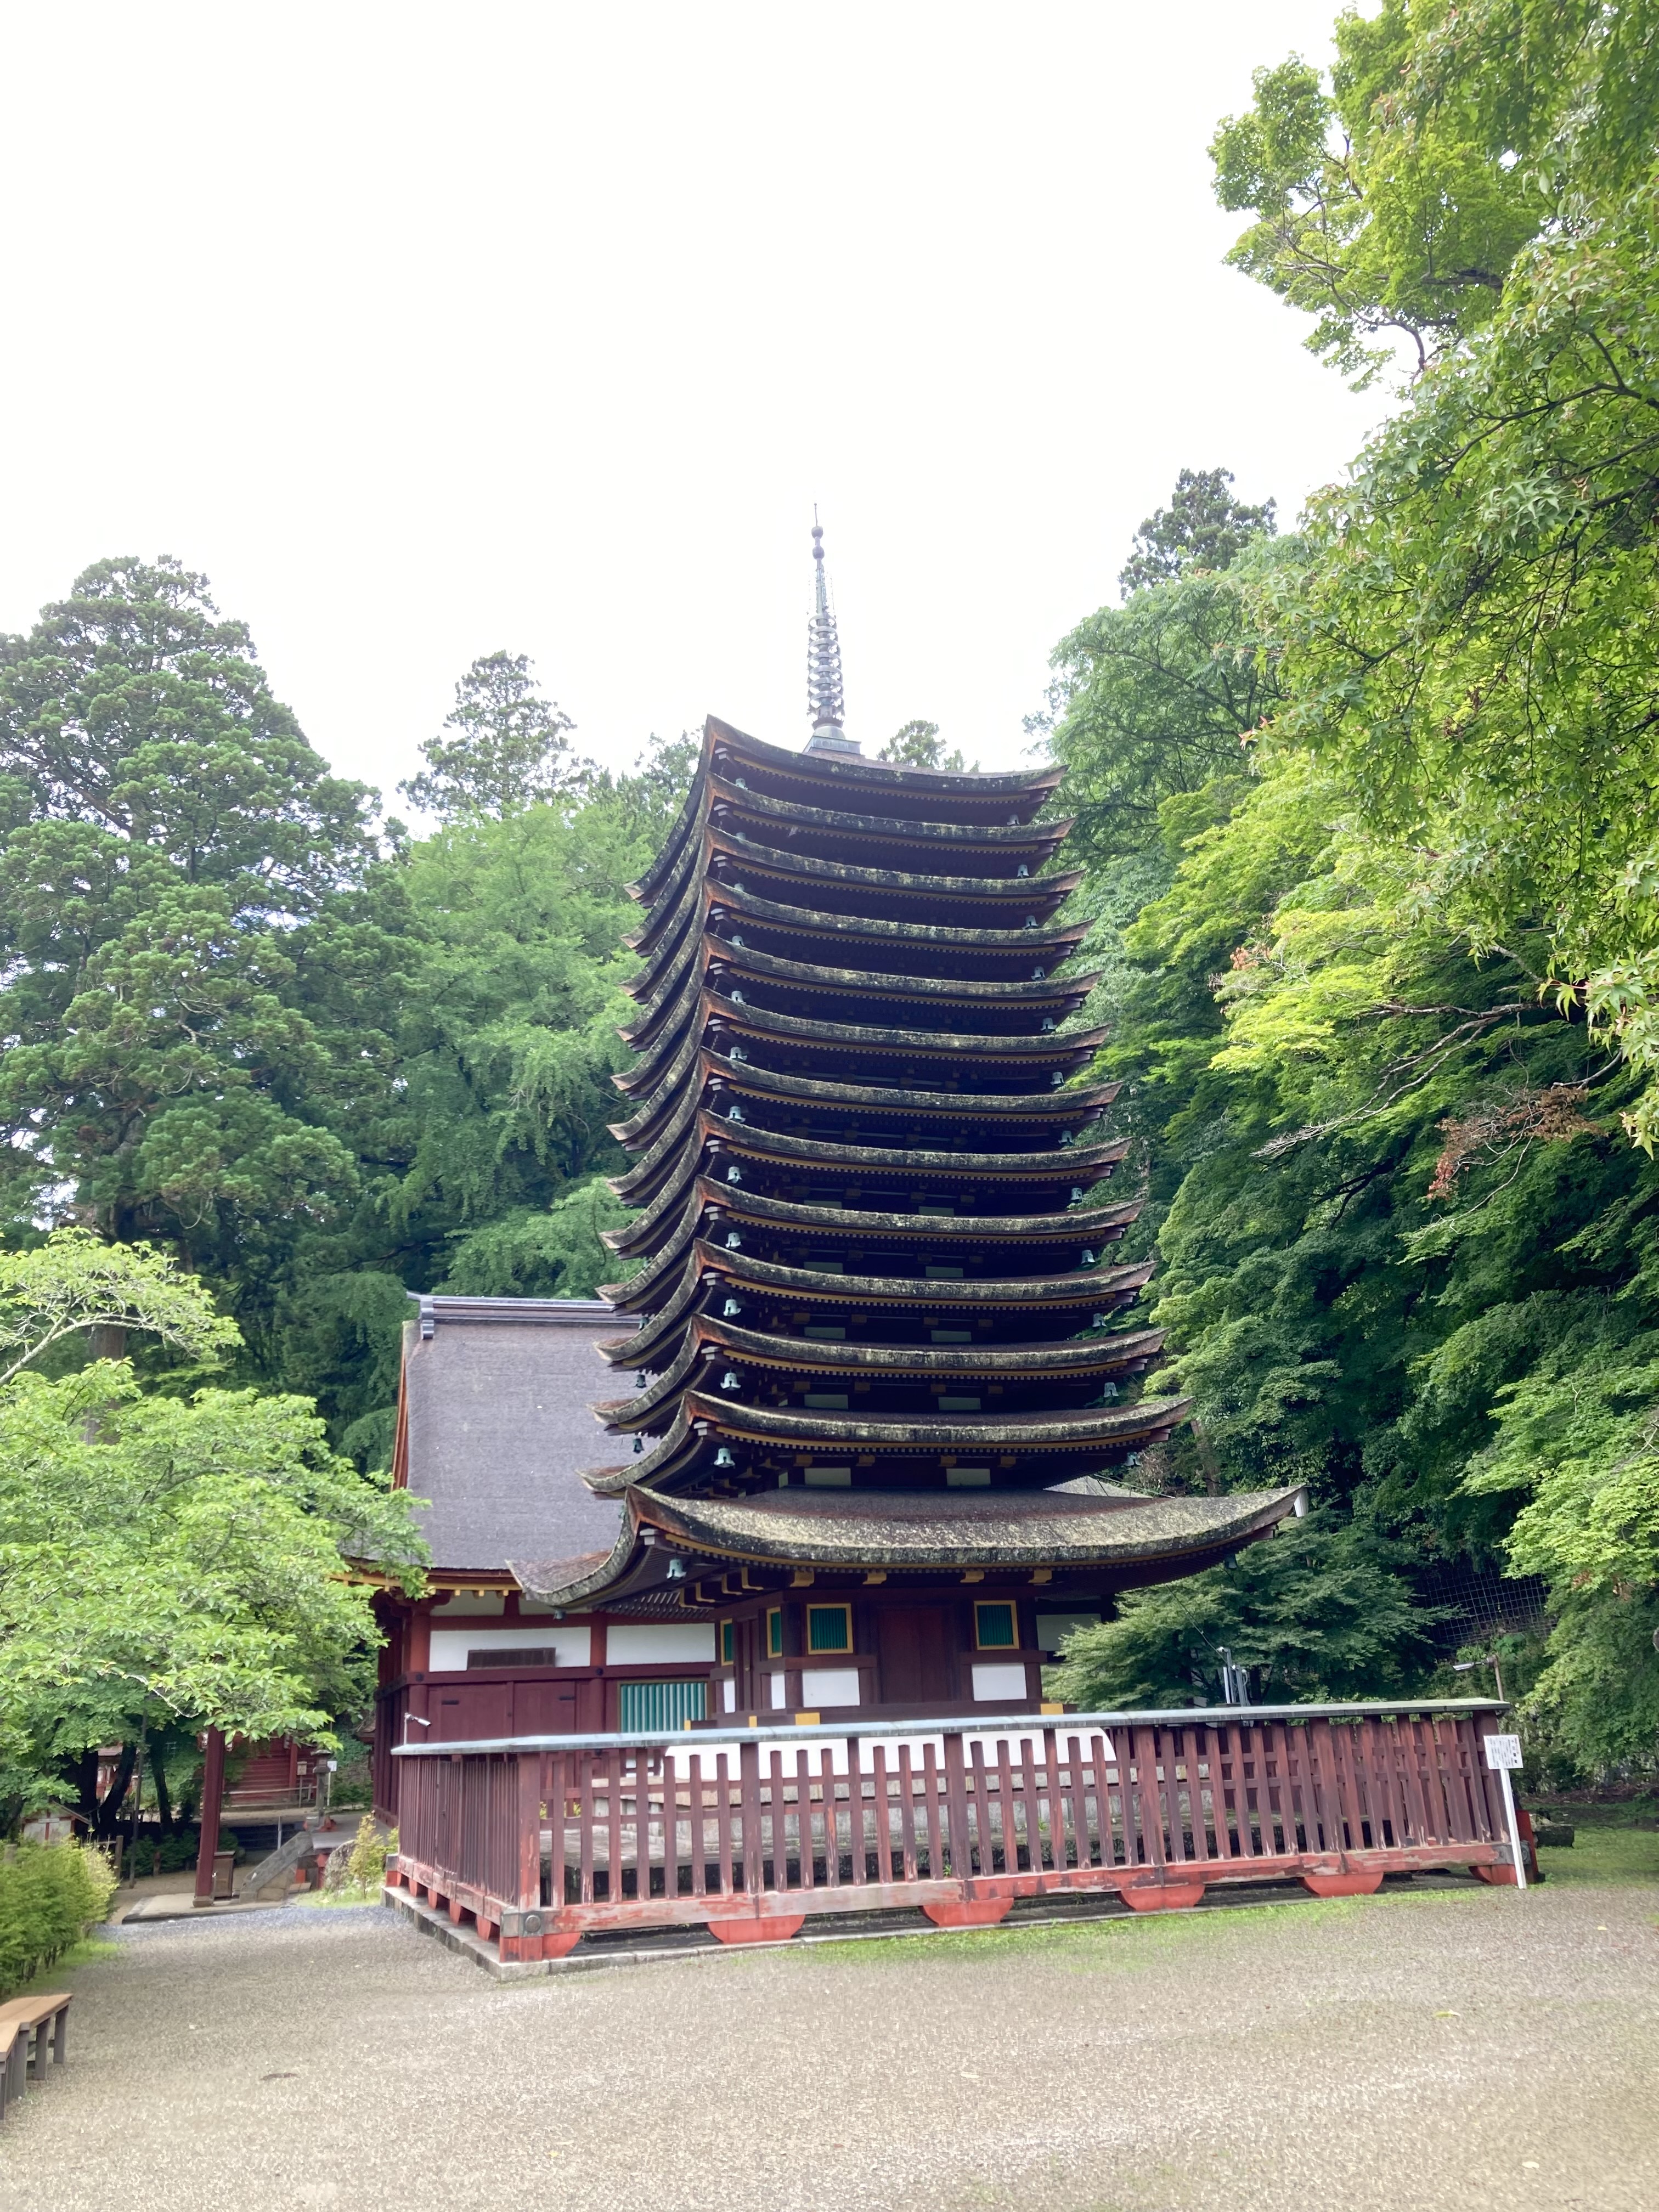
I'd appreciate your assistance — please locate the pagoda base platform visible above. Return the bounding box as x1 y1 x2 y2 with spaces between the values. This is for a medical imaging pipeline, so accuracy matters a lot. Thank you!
387 1699 1522 1966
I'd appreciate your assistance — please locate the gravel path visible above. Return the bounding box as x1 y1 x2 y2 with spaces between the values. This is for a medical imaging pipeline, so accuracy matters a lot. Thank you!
2 1860 1655 2211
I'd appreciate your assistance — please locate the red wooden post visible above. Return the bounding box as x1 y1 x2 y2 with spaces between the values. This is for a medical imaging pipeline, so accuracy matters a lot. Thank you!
193 1726 227 1906
516 1751 541 1914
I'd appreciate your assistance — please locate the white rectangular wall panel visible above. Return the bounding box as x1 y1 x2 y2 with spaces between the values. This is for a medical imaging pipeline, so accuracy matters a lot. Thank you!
428 1624 592 1671
972 1662 1029 1702
800 1667 861 1708
607 1622 718 1663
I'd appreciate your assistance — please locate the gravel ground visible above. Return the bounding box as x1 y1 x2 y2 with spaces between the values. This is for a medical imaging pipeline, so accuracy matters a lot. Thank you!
2 1853 1655 2212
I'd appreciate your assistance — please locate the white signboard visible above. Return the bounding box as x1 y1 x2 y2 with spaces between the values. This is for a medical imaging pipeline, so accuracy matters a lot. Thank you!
1483 1733 1523 1770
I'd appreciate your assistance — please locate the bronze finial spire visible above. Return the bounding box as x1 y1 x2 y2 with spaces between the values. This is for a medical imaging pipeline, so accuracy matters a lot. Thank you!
805 510 857 754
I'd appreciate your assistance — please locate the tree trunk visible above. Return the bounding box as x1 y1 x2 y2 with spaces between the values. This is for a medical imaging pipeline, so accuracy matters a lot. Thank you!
93 1741 137 1838
146 1729 173 1832
65 1745 100 1825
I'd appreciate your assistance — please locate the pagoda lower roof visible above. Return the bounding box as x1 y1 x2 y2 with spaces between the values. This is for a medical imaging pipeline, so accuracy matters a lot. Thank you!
607 1120 1130 1250
625 877 1086 1005
592 1321 1167 1429
708 776 1074 864
606 1177 1135 1251
511 1480 1302 1605
614 951 1106 1097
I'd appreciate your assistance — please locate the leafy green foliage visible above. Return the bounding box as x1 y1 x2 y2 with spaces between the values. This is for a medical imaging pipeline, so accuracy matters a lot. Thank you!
1044 448 1659 1763
1118 466 1276 596
1053 1511 1441 1707
1208 2 1659 384
1041 472 1282 874
0 1229 240 1386
399 651 581 821
0 563 689 1471
0 559 376 1274
878 720 970 772
0 1354 425 1810
0 1839 116 1995
1107 0 1659 1770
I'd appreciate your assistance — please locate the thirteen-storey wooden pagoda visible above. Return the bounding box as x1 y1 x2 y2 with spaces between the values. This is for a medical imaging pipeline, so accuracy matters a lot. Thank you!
511 532 1301 1722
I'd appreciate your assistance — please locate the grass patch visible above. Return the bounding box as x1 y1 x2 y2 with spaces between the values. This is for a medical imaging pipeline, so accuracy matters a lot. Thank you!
293 1887 385 1911
776 1893 1375 1974
14 1935 120 1991
1537 1826 1659 1887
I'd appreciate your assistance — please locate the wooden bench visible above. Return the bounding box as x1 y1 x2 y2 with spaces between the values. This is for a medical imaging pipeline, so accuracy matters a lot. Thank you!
0 1992 71 2118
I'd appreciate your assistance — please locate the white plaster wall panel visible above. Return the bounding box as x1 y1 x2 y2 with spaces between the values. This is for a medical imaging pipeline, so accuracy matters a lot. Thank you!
800 1667 861 1707
972 1662 1028 1701
428 1624 592 1671
607 1623 717 1663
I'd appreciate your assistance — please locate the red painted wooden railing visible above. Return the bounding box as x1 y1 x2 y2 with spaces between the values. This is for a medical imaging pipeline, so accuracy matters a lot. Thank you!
388 1702 1520 1960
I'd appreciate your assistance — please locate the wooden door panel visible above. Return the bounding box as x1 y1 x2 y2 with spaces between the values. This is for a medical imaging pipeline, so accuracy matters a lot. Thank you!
877 1608 953 1704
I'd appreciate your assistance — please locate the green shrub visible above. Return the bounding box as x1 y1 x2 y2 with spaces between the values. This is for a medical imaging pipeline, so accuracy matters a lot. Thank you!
0 1841 119 1996
325 1814 392 1900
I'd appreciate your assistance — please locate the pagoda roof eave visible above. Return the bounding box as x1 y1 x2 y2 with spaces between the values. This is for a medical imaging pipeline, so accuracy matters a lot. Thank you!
599 1238 1148 1372
673 1387 1191 1455
610 1041 1114 1152
699 1314 1164 1378
511 1481 1301 1604
599 1175 1140 1273
610 1044 1119 1150
603 1115 1131 1230
625 791 716 951
689 1237 1153 1307
597 1319 1167 1429
704 715 1065 804
615 981 1088 1108
697 944 1101 1009
631 1480 1298 1575
624 715 1068 909
624 933 1106 1035
608 1027 703 1142
600 1172 1144 1304
579 1387 1191 1497
704 880 1089 959
702 996 1109 1065
706 824 1084 911
709 776 1076 855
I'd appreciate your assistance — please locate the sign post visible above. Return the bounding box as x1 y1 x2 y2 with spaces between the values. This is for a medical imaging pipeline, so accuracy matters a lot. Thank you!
1483 1732 1527 1891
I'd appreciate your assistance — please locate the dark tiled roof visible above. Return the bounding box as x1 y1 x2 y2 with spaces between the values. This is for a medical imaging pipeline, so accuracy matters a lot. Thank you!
510 1481 1304 1601
398 1306 635 1572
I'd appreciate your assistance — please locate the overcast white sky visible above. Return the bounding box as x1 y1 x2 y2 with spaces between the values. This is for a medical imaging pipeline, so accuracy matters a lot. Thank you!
0 3 1380 801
